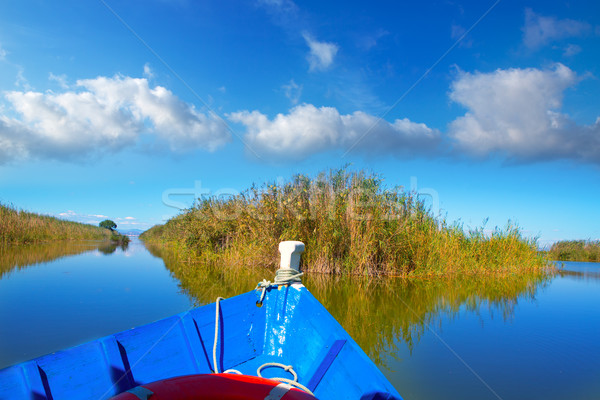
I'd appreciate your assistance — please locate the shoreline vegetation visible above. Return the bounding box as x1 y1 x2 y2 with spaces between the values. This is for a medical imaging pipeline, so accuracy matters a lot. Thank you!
549 240 600 262
141 168 550 277
0 203 129 245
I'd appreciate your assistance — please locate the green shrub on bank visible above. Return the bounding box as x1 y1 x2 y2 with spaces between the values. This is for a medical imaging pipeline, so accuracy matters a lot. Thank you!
141 168 549 277
0 203 125 244
549 240 600 262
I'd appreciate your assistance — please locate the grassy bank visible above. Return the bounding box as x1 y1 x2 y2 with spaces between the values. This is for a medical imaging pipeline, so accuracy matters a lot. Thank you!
549 240 600 262
0 203 129 245
141 168 549 277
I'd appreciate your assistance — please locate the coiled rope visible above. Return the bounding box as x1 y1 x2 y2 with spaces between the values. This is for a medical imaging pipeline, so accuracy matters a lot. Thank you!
255 269 304 305
257 362 313 395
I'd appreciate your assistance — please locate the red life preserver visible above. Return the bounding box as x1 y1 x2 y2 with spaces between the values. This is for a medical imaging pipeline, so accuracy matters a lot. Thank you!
110 373 318 400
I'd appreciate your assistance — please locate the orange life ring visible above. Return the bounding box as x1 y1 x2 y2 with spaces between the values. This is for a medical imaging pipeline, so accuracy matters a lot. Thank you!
110 373 318 400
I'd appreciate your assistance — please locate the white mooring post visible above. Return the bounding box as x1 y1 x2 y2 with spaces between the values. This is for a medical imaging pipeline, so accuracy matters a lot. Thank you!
278 241 305 272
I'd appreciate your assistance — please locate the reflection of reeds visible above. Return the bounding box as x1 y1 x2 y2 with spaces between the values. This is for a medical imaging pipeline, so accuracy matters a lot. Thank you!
0 203 111 244
142 168 550 277
0 242 102 278
146 243 551 368
305 272 551 366
144 242 265 307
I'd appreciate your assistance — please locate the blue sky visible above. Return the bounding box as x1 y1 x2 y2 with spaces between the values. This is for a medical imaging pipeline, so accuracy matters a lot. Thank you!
0 0 598 246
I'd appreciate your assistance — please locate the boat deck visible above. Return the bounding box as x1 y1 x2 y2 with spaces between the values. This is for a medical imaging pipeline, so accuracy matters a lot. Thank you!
0 284 401 400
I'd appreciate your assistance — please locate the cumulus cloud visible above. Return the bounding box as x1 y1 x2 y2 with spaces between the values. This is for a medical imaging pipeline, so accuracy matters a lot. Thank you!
523 9 592 49
303 34 339 71
0 74 230 164
448 63 600 163
228 104 440 160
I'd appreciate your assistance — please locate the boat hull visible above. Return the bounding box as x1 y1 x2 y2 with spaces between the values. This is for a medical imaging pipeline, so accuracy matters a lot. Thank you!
0 284 402 399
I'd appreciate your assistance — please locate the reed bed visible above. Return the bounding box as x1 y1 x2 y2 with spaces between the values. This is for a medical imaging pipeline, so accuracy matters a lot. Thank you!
142 168 550 277
0 203 114 244
549 240 600 262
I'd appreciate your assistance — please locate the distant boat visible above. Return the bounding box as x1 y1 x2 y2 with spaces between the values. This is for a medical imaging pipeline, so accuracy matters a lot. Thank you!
0 241 402 400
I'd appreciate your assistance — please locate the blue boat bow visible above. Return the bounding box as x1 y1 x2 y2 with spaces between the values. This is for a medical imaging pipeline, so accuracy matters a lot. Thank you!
0 241 402 400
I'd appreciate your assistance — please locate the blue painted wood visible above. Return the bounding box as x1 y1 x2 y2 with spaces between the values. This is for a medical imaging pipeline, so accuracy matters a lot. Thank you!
0 285 402 400
306 339 347 392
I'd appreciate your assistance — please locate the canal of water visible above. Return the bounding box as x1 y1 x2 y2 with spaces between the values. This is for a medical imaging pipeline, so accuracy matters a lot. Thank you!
0 239 598 399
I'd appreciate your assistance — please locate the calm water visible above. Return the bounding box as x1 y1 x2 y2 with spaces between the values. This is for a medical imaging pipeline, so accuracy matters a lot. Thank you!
1 241 599 399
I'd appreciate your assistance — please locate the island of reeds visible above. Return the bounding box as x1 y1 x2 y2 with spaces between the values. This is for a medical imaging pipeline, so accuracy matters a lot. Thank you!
0 203 129 245
548 240 600 262
141 168 550 277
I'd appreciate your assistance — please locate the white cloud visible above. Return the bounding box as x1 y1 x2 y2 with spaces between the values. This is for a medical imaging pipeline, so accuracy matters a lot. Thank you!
523 9 592 49
57 211 146 227
448 64 600 163
228 103 440 160
303 34 339 71
281 79 302 104
15 68 31 90
143 63 154 79
49 73 69 89
0 73 230 164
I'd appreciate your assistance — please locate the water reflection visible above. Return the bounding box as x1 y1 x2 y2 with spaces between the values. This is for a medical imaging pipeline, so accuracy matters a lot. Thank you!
556 261 600 280
0 240 192 369
306 273 551 366
145 243 552 366
0 241 103 278
144 242 265 304
98 240 129 255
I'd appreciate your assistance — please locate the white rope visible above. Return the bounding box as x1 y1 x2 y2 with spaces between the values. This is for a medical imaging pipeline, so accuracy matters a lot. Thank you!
258 363 298 382
213 297 243 375
255 270 303 305
212 297 225 374
257 363 314 396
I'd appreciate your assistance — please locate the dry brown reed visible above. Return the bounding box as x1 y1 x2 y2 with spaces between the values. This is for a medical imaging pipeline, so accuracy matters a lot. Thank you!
1 203 113 244
141 168 550 277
